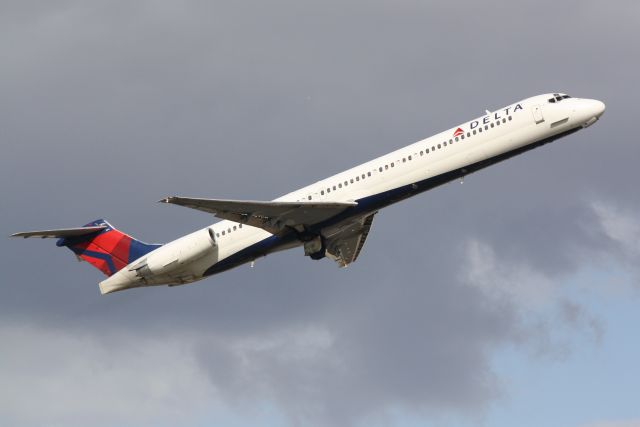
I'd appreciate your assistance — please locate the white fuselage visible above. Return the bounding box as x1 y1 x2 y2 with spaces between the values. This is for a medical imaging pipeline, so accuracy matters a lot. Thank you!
99 93 605 294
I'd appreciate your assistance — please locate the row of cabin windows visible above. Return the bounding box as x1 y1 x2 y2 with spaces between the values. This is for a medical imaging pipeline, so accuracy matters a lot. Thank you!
304 115 513 201
215 223 243 238
439 116 513 148
314 171 373 198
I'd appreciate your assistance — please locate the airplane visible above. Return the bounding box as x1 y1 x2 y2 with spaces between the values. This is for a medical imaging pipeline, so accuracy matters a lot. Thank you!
12 93 605 295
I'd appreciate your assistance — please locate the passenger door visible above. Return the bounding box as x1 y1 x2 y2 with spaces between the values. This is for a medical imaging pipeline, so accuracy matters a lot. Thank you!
532 105 545 124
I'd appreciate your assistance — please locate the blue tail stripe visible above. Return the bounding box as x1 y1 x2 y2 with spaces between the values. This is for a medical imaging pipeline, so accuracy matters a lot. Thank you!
69 247 117 275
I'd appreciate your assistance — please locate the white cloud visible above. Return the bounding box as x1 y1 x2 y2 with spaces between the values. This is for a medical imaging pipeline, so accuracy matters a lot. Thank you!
460 237 606 352
462 238 556 308
591 200 640 259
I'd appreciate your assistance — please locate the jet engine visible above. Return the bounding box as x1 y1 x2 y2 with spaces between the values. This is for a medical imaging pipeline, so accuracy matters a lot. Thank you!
132 228 216 280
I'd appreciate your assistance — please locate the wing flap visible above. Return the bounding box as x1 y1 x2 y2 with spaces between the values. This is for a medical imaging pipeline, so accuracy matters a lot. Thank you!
160 196 357 234
325 212 376 267
11 226 107 239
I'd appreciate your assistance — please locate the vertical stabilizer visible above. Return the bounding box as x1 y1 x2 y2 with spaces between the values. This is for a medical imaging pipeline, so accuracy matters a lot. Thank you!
56 219 162 276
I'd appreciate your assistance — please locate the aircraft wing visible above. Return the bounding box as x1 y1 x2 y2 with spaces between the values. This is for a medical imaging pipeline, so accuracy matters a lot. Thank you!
324 212 376 267
11 226 107 239
160 196 357 234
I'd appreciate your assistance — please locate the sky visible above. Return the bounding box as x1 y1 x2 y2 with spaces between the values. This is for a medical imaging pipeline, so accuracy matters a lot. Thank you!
1 1 639 426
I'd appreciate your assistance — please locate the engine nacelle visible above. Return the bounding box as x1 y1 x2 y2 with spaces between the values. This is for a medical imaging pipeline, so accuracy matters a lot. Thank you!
132 228 216 280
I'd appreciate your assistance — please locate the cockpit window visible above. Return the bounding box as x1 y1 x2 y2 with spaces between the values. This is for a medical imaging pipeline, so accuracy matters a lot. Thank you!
548 94 572 103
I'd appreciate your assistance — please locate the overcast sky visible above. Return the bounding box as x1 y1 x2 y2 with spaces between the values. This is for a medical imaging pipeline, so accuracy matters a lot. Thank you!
1 1 639 426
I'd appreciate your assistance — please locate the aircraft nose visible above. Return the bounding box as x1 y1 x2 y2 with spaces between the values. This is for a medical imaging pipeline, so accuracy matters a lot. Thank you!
592 99 606 118
576 99 605 128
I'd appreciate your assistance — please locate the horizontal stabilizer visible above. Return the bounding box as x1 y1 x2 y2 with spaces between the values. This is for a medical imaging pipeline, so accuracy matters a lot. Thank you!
11 226 107 239
160 196 357 234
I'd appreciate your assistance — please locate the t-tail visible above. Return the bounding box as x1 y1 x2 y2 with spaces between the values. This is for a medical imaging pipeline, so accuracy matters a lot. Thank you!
11 219 162 278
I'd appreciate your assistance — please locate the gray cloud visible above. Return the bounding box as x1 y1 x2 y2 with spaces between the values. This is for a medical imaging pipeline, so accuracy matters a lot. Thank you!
1 0 639 425
582 421 640 427
0 322 215 427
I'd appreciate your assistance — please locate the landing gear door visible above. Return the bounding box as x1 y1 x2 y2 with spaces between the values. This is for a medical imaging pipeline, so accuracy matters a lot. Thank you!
532 105 544 124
